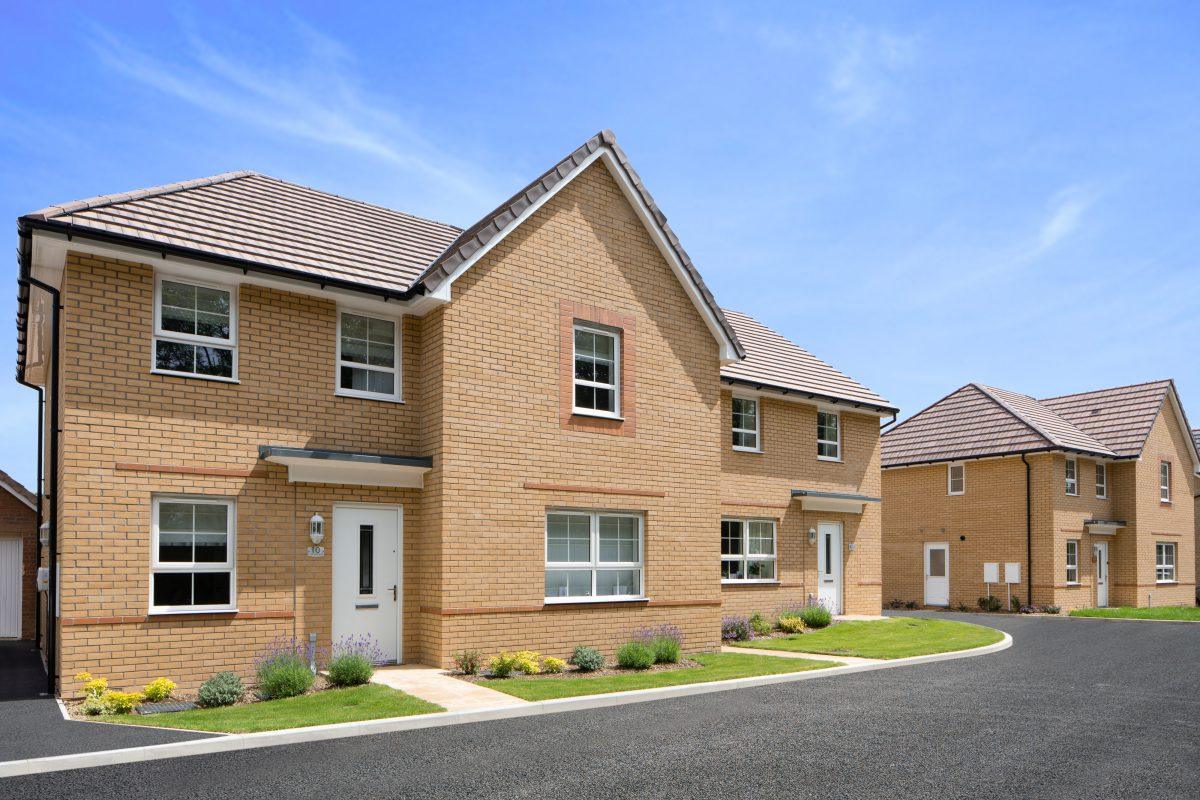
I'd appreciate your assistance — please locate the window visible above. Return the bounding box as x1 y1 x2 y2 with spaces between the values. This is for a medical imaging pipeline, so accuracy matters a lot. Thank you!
1065 540 1079 584
359 524 374 595
1064 458 1078 496
1155 542 1176 582
153 278 236 380
721 519 776 582
817 411 840 461
545 511 641 600
1160 461 1171 502
151 497 235 613
337 311 400 400
1095 463 1107 499
948 463 965 495
732 396 759 451
572 324 620 417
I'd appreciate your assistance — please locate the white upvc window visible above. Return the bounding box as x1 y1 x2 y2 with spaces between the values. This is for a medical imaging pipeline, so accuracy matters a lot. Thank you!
151 496 235 613
1155 542 1176 583
817 410 841 461
1064 458 1078 496
572 324 620 418
1095 463 1107 499
1065 540 1079 584
337 310 401 401
545 511 642 601
721 518 777 582
153 277 237 381
732 396 760 451
948 462 965 495
1160 461 1171 502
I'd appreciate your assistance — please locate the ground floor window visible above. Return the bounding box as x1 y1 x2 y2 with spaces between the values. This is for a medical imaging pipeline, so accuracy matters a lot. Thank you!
1065 540 1079 584
545 511 642 601
721 518 776 581
1155 542 1176 583
151 496 235 613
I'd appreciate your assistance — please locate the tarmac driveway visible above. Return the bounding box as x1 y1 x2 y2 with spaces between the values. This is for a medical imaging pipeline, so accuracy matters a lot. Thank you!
4 612 1199 799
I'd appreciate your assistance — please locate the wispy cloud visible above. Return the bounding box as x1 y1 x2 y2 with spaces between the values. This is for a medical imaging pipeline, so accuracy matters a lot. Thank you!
1030 185 1096 257
824 26 918 124
86 17 495 209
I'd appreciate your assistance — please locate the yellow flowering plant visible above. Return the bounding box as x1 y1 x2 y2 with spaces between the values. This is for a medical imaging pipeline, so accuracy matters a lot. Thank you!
142 677 176 702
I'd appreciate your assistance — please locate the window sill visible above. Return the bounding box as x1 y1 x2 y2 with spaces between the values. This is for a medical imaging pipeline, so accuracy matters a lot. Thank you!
335 389 405 404
151 369 239 385
1155 581 1178 585
721 579 780 586
732 446 762 454
817 456 842 463
543 596 647 606
571 410 624 421
148 608 238 616
1159 501 1173 506
1065 582 1080 587
948 492 965 497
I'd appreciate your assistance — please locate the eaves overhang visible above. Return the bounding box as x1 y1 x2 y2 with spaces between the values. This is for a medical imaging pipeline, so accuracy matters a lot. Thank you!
791 489 882 514
258 445 432 489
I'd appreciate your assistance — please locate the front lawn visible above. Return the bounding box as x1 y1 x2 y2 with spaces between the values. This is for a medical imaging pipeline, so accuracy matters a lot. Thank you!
96 685 444 733
1069 606 1200 621
731 618 1003 659
481 652 837 701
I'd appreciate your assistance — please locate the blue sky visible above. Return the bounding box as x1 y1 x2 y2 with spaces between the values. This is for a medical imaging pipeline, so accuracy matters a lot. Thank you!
1 2 1198 488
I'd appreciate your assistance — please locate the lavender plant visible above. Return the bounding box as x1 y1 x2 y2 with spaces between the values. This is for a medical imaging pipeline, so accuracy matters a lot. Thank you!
326 634 384 686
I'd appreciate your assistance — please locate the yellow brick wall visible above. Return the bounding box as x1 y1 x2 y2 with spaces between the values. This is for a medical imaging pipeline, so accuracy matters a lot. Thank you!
719 394 882 617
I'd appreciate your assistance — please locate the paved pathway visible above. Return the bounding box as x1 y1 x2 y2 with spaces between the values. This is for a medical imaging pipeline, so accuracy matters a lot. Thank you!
371 665 524 711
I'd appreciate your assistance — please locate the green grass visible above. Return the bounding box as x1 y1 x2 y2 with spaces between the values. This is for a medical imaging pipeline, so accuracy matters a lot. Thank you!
481 652 838 701
1069 605 1200 621
97 685 444 733
731 618 1004 659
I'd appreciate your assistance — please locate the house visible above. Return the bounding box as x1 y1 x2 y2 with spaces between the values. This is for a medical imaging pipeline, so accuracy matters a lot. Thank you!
881 381 1198 611
14 131 894 693
1195 428 1200 602
0 470 37 640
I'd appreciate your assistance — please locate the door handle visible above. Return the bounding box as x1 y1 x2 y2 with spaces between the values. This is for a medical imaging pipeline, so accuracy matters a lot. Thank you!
391 584 398 602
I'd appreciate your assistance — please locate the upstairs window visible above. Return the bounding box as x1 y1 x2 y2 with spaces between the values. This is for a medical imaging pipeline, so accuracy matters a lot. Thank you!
337 311 400 401
732 396 760 451
1160 461 1171 502
573 324 620 417
721 519 776 582
1095 463 1107 499
1064 458 1078 496
948 463 965 495
1065 540 1079 584
817 411 841 461
1155 542 1176 582
151 496 235 613
154 278 236 380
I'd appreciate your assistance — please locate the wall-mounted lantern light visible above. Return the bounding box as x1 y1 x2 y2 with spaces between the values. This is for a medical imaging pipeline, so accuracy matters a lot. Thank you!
807 527 817 545
309 513 325 545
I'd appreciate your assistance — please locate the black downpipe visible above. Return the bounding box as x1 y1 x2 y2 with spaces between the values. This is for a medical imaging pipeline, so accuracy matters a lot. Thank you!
1021 453 1032 605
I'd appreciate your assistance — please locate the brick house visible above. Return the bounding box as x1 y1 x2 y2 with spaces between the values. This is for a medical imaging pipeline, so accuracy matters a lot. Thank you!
0 469 37 640
15 131 894 693
881 381 1198 611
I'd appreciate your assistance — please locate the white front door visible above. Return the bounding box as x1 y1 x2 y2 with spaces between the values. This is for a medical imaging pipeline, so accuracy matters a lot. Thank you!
924 542 950 606
1093 542 1109 608
817 522 843 614
333 505 401 663
0 538 21 638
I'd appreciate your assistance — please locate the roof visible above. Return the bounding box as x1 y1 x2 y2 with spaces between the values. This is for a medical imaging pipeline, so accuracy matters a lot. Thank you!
719 310 896 413
0 468 36 511
882 379 1184 468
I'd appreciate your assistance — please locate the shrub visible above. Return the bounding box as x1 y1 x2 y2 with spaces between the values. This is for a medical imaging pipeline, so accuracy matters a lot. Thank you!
800 604 833 629
721 615 752 641
453 650 484 675
749 612 773 637
903 600 919 610
326 635 382 687
956 603 970 613
79 695 107 716
777 615 805 634
1009 595 1021 612
142 677 176 703
633 624 684 664
102 690 142 715
197 672 244 708
75 671 107 699
886 599 905 609
1040 604 1061 615
569 646 604 672
977 596 1002 612
487 653 517 678
616 641 655 670
541 656 566 674
255 642 314 700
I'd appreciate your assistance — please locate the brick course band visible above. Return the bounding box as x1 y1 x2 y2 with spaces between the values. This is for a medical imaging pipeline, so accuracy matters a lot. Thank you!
420 599 719 615
61 610 295 626
115 463 263 478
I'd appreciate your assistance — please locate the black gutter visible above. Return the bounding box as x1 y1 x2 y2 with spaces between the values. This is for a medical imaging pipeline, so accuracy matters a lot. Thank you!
720 375 898 416
1021 453 1032 605
881 447 1135 471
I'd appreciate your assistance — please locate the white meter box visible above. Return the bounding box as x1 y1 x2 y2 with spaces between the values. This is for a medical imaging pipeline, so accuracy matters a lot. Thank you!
1004 562 1021 584
983 562 999 583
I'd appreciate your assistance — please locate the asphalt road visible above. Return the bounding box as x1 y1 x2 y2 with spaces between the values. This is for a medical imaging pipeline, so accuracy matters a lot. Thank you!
4 612 1198 799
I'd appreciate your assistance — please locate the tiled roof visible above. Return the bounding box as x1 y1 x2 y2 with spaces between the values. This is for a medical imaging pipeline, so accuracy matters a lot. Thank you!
0 468 36 510
883 379 1179 468
719 310 895 412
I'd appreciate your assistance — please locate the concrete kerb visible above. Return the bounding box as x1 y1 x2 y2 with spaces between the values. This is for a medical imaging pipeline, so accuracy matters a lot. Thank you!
0 632 1012 778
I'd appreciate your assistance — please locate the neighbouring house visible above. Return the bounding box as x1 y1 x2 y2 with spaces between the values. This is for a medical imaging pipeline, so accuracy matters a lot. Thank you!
881 381 1198 612
14 130 894 693
0 469 37 640
1195 428 1200 602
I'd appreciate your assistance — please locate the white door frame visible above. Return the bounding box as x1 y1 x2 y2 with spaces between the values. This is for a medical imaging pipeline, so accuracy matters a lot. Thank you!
817 521 843 614
923 541 950 607
0 538 22 639
1093 541 1109 608
332 503 403 663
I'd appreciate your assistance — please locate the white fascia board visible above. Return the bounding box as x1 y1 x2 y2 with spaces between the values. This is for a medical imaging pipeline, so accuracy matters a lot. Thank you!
264 455 428 489
797 496 869 514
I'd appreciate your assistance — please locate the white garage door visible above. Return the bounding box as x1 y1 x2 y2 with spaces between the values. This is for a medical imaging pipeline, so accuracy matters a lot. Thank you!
0 538 21 638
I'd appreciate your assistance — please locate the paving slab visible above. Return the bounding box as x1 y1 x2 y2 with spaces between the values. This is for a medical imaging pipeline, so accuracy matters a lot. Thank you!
371 665 526 711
